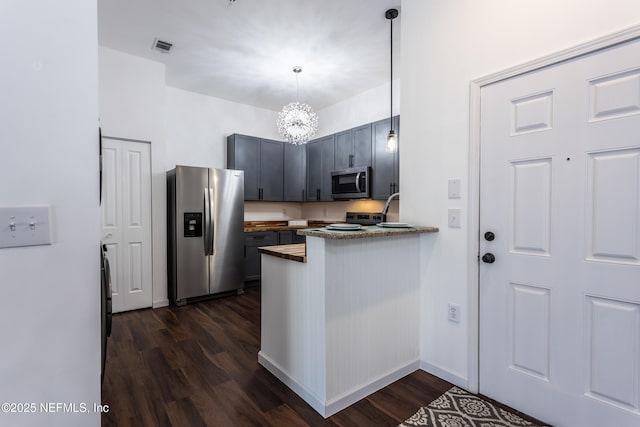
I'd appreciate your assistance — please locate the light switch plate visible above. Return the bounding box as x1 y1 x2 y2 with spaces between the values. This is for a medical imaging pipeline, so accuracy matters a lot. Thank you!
0 206 52 249
448 303 461 323
448 209 461 228
448 179 461 198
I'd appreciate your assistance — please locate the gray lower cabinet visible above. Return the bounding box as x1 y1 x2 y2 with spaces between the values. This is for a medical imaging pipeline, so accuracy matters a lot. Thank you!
244 231 277 282
371 116 400 199
283 143 307 201
306 135 335 201
334 123 372 170
277 230 306 245
244 230 306 282
227 134 284 201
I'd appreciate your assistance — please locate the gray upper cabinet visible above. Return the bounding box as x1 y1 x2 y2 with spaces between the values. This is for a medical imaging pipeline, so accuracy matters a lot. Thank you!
283 143 307 201
306 135 335 201
259 139 284 201
371 116 400 200
227 134 284 201
227 134 260 200
228 116 397 202
334 123 372 170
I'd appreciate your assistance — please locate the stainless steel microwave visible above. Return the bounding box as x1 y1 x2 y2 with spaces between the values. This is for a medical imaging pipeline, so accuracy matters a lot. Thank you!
331 166 370 199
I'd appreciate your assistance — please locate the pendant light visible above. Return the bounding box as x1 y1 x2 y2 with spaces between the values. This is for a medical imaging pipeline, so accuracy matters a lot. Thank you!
277 66 318 145
385 8 398 153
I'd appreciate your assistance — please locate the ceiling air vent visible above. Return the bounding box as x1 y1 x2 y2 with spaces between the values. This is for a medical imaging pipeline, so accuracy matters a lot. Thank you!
152 38 173 53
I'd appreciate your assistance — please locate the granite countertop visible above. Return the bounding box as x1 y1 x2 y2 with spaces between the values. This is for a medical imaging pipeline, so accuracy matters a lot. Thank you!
297 225 439 240
244 220 338 232
258 244 306 263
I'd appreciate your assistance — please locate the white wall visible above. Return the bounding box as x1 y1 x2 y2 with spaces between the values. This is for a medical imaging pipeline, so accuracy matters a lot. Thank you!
316 80 400 137
400 0 640 386
0 2 100 426
165 86 280 169
98 47 168 307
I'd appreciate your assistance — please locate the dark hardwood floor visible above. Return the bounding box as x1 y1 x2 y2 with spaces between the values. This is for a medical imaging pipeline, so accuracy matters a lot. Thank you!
101 286 453 426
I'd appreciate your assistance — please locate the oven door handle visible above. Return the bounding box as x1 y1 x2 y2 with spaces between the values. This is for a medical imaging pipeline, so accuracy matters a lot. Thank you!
355 172 361 193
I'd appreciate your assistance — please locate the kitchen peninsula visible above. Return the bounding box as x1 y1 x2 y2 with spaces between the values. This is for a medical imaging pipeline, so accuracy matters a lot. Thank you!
258 224 438 417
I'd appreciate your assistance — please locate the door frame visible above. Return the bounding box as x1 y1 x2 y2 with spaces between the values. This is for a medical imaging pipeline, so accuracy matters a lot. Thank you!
466 24 640 393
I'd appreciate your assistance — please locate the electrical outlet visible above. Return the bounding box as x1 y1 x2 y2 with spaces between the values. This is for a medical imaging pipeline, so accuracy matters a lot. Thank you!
448 303 461 323
448 209 461 228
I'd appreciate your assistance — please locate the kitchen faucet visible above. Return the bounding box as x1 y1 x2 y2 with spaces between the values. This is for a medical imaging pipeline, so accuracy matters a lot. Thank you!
382 192 400 217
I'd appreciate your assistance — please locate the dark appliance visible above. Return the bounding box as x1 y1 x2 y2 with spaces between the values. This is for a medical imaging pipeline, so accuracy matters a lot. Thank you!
346 211 385 225
331 166 370 199
100 243 112 384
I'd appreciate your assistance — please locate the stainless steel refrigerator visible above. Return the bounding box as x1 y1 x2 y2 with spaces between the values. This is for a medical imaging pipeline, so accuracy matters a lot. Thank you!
167 166 244 305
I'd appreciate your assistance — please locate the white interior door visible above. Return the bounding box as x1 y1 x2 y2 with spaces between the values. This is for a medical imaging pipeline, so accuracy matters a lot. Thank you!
479 39 640 427
101 137 152 313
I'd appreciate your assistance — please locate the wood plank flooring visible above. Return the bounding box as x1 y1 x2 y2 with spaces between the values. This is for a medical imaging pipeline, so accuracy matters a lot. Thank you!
101 286 453 426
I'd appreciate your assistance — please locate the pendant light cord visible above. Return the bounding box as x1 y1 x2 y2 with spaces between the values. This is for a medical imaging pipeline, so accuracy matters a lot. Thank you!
389 14 393 132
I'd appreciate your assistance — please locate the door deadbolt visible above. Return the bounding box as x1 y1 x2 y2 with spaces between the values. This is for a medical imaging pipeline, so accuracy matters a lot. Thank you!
484 231 495 241
482 253 495 263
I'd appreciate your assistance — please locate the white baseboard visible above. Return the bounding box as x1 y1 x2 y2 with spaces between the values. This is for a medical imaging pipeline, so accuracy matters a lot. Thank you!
258 351 327 416
325 360 420 417
152 299 169 308
259 351 421 418
420 360 468 390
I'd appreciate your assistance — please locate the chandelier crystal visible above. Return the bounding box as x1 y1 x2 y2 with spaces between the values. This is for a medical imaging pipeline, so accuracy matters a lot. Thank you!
277 67 318 145
277 101 318 145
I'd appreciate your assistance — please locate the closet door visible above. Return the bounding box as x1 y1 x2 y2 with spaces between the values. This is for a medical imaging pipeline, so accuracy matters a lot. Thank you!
101 137 152 313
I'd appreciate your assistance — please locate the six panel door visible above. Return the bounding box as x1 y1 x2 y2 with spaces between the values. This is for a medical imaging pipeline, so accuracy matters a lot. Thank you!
479 39 640 426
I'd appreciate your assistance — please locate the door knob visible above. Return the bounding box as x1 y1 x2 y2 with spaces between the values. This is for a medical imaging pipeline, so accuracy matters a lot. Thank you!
104 233 113 239
482 253 495 263
484 231 495 241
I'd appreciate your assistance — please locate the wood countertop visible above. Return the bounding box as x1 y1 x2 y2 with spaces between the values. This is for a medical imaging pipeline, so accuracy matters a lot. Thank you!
244 220 338 233
297 225 439 239
258 244 306 263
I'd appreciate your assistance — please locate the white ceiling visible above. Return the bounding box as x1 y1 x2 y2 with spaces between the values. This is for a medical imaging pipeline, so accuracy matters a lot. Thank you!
98 0 402 112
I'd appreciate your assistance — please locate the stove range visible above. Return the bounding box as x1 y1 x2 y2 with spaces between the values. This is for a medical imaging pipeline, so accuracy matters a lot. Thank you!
345 211 386 226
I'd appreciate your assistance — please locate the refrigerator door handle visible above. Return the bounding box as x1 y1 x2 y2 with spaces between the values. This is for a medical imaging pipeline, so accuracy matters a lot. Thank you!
203 188 214 256
208 187 215 255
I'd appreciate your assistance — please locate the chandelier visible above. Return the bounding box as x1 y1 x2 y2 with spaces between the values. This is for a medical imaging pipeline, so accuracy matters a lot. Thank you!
277 67 318 145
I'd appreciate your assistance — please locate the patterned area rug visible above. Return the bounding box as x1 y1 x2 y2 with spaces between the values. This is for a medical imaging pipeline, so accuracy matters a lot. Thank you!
399 386 550 427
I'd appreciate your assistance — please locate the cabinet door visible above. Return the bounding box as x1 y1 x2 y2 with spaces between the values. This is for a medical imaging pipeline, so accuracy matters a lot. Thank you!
306 139 322 201
319 135 335 201
259 139 284 201
352 123 372 167
284 143 306 201
244 231 277 282
392 115 400 193
277 230 293 245
372 117 398 199
306 135 334 201
227 134 261 200
334 129 352 170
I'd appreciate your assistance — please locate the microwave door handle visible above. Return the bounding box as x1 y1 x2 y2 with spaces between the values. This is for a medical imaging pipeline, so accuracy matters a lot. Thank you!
355 172 361 193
